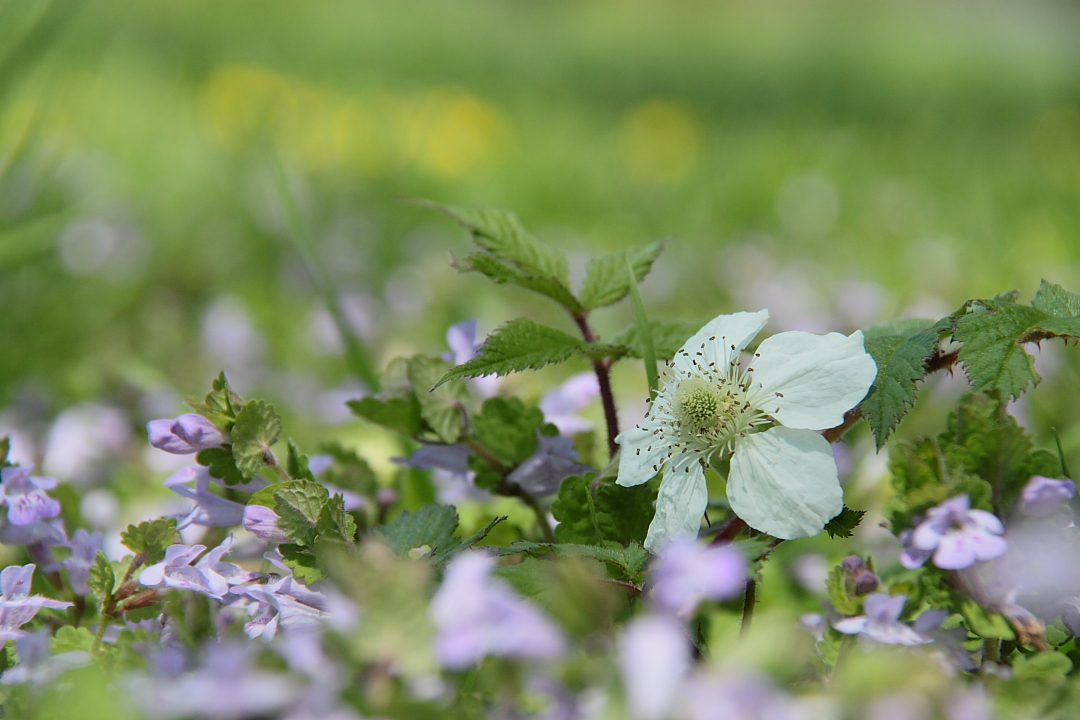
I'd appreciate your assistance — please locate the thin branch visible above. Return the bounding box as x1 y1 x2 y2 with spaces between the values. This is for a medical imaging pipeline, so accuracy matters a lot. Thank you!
571 313 620 458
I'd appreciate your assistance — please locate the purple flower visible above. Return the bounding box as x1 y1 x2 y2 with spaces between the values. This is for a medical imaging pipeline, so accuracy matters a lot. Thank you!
429 552 566 669
506 433 594 498
899 495 1007 570
229 575 329 642
147 414 228 455
0 466 61 526
164 465 251 529
393 444 489 504
649 538 746 617
139 537 257 600
62 529 103 595
242 505 288 543
0 565 72 641
539 371 600 434
617 614 691 720
1 629 89 686
683 671 797 720
840 555 879 596
833 593 930 646
1019 476 1075 517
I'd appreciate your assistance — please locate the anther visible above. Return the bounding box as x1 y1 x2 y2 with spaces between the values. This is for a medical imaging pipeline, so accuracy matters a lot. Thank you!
775 392 783 397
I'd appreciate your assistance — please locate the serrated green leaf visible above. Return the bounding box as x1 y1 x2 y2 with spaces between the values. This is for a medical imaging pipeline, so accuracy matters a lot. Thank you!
273 480 330 547
609 320 704 360
120 517 177 564
52 626 96 653
825 564 860 615
862 318 936 341
1033 280 1080 317
347 395 423 438
286 440 315 482
578 240 665 310
824 506 866 539
195 447 246 486
471 396 549 468
492 540 649 582
196 371 244 421
87 552 115 598
278 543 322 584
551 473 657 547
456 252 584 313
436 319 586 386
316 494 357 545
860 329 939 448
230 400 282 481
551 475 601 545
377 504 460 557
407 355 468 443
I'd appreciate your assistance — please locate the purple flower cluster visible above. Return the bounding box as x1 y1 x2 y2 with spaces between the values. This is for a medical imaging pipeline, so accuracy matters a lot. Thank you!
138 536 259 600
0 564 72 642
899 494 1007 570
0 466 60 526
147 414 228 455
833 593 930 646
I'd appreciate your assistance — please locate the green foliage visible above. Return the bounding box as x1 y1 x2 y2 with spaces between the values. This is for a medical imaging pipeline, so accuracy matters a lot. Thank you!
407 355 468 443
859 324 942 448
286 439 315 482
436 319 590 385
429 202 582 312
0 435 10 468
960 599 1015 640
825 564 860 615
278 544 322 584
884 394 1061 531
86 552 114 599
52 627 96 654
469 397 555 489
376 503 504 566
578 240 665 310
1032 279 1080 317
316 494 358 545
272 480 330 547
347 395 423 438
625 253 659 398
551 473 656 546
230 399 282 481
493 540 649 582
195 447 246 486
120 517 177 564
316 442 379 496
824 506 865 539
186 371 244 427
609 320 702 360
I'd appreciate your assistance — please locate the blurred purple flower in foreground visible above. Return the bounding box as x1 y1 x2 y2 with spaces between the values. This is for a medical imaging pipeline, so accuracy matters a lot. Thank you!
833 593 929 646
164 465 253 529
649 538 746 617
139 537 257 600
0 466 61 526
1 628 90 686
617 613 691 720
147 414 228 455
0 564 72 642
230 572 330 642
444 319 501 397
1018 476 1075 517
429 552 565 669
684 672 798 720
62 529 103 595
899 495 1007 570
539 371 600 434
507 432 594 498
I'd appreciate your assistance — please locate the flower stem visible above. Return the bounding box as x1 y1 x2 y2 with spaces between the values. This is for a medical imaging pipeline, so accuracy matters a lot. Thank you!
465 438 555 543
571 313 619 459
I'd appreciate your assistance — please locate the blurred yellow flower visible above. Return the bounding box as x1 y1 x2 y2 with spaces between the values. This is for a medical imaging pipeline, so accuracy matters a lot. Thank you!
395 88 509 178
617 99 701 185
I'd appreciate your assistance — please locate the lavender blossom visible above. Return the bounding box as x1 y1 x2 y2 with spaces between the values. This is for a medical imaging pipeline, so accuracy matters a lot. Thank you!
229 575 329 642
147 414 228 455
617 614 691 720
62 529 103 595
429 552 566 669
539 371 600 434
393 443 489 504
0 466 61 526
683 671 797 720
649 538 746 617
506 433 594 498
1018 476 1075 517
0 564 72 642
139 537 257 600
899 495 1007 570
242 505 288 543
164 465 248 529
833 593 930 646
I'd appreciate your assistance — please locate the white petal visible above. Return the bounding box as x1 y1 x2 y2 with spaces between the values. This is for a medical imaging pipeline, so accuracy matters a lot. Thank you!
673 310 769 377
616 420 672 488
644 452 708 551
746 330 877 430
727 427 843 539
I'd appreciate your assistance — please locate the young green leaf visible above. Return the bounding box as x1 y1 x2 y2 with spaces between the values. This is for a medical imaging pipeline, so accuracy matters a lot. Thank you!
273 480 330 547
455 252 583 313
286 440 316 482
578 240 665 310
825 564 860 615
1032 279 1080 317
436 319 587 386
377 504 460 557
120 517 177 564
823 506 866 539
278 544 322 584
859 329 939 448
407 355 468 443
316 494 357 545
230 400 283 481
471 396 550 468
196 447 246 486
347 395 423 438
87 552 116 599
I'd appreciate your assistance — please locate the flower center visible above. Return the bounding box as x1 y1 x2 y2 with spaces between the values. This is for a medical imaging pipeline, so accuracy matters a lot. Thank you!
673 378 725 432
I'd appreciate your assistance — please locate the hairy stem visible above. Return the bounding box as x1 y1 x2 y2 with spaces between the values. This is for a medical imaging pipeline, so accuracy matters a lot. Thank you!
571 313 620 459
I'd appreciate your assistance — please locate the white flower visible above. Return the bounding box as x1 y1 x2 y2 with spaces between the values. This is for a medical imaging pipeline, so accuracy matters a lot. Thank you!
616 310 876 549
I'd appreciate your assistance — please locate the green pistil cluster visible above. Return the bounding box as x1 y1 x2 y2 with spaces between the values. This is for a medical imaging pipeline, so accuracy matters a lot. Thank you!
673 377 728 433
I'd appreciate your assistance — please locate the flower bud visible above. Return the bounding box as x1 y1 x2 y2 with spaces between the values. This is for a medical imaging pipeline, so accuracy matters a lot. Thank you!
147 414 227 455
1019 476 1075 517
242 505 288 543
841 555 879 596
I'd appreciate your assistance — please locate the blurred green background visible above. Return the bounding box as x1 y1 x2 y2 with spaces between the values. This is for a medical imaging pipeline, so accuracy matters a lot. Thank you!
3 0 1080 472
